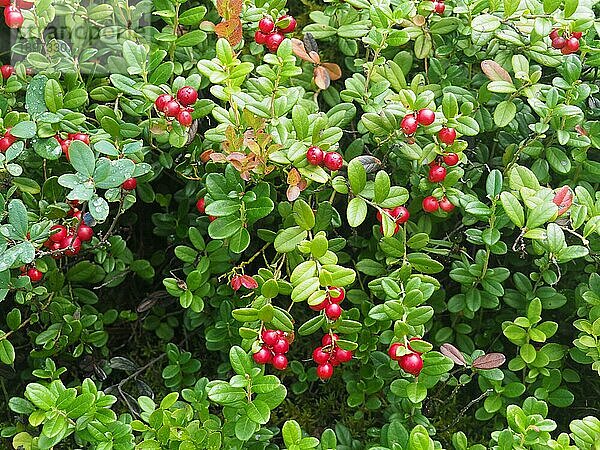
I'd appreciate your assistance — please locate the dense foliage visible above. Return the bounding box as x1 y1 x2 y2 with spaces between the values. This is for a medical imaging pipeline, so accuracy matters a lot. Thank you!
1 0 600 447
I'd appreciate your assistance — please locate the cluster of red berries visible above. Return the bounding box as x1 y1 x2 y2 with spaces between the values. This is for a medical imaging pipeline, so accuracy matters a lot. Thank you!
401 108 436 135
312 334 353 380
429 0 445 14
20 265 43 282
254 15 296 52
428 152 458 184
1 64 15 80
309 287 345 321
376 205 409 234
252 329 292 370
422 195 454 213
1 0 32 29
195 197 217 222
154 86 198 127
306 146 343 171
388 338 424 376
43 214 94 259
0 128 16 152
54 132 90 160
550 29 582 55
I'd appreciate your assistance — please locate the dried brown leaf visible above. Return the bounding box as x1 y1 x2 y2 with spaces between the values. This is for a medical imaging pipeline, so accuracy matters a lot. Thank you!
322 62 342 81
440 343 466 366
481 60 512 83
314 66 331 90
472 353 506 370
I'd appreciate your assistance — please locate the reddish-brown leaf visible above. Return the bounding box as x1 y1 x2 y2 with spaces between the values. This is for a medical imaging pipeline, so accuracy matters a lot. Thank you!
472 353 506 370
215 18 242 46
322 63 342 81
553 186 574 216
286 185 301 201
481 60 512 83
314 66 331 90
440 343 466 366
308 51 321 65
287 168 302 186
217 0 242 19
240 275 258 289
291 38 316 63
230 275 242 291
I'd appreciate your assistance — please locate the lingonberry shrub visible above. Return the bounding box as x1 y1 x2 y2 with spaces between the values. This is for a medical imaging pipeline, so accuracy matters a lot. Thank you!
1 0 600 448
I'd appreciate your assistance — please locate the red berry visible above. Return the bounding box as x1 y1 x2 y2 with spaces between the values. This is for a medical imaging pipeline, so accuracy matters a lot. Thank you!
1 65 15 80
316 362 334 380
254 31 268 45
258 17 275 33
27 268 43 282
439 197 455 212
262 329 279 346
306 146 324 166
277 15 297 34
313 347 331 364
325 303 342 320
50 225 67 243
401 114 418 135
399 353 424 376
323 152 343 171
428 165 447 183
416 109 435 126
4 6 24 29
334 348 352 363
0 137 12 152
253 347 273 364
176 86 198 107
122 178 137 190
272 338 290 354
61 235 82 256
438 127 457 145
209 215 217 222
328 287 345 304
196 198 205 214
565 37 580 52
391 206 410 224
422 196 439 213
549 29 559 40
572 31 583 39
155 93 173 111
177 109 193 127
552 37 566 49
77 224 94 242
163 100 181 118
266 32 285 52
322 334 338 346
309 298 329 311
388 343 403 361
272 354 288 370
443 153 459 166
433 1 445 14
73 133 90 145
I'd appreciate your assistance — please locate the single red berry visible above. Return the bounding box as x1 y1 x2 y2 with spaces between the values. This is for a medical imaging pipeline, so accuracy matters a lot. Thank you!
388 343 404 361
322 334 338 346
196 198 205 214
258 17 275 33
316 362 334 380
428 165 447 183
549 28 559 40
61 235 82 256
439 197 455 212
572 31 583 39
325 303 342 320
334 348 353 363
309 298 329 311
313 347 331 364
122 178 137 191
27 268 43 282
177 86 198 107
177 109 193 127
272 338 290 354
4 6 24 29
306 146 324 166
155 93 173 111
1 65 15 80
0 137 12 152
565 37 580 52
277 15 297 34
552 37 566 49
328 287 345 304
253 347 273 364
433 1 445 14
323 152 343 171
272 354 288 370
416 109 435 126
379 223 400 235
0 0 10 6
391 206 410 224
443 153 459 166
73 133 90 145
401 114 418 135
50 224 67 243
261 329 277 347
399 353 424 376
254 30 268 45
209 215 217 222
438 127 457 145
77 224 94 242
422 196 439 213
163 100 181 118
266 32 285 52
